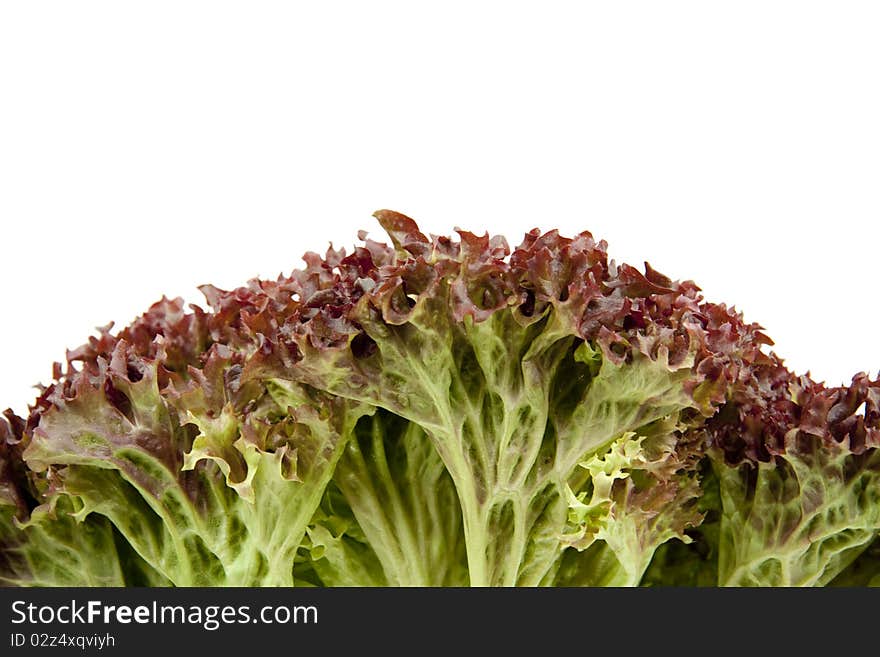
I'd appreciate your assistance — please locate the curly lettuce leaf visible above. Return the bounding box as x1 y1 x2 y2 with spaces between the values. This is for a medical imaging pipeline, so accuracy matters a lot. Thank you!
707 370 880 586
282 211 764 585
18 342 365 586
714 442 880 586
557 415 703 586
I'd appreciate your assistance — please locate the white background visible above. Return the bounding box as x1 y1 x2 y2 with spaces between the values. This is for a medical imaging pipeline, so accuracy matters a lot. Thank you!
1 2 878 416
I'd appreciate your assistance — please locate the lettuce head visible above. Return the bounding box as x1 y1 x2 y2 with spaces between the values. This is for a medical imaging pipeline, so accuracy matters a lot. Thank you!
2 211 878 586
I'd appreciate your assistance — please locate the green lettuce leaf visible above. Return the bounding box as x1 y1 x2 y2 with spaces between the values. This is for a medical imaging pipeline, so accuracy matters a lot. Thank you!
706 369 880 586
19 342 365 585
